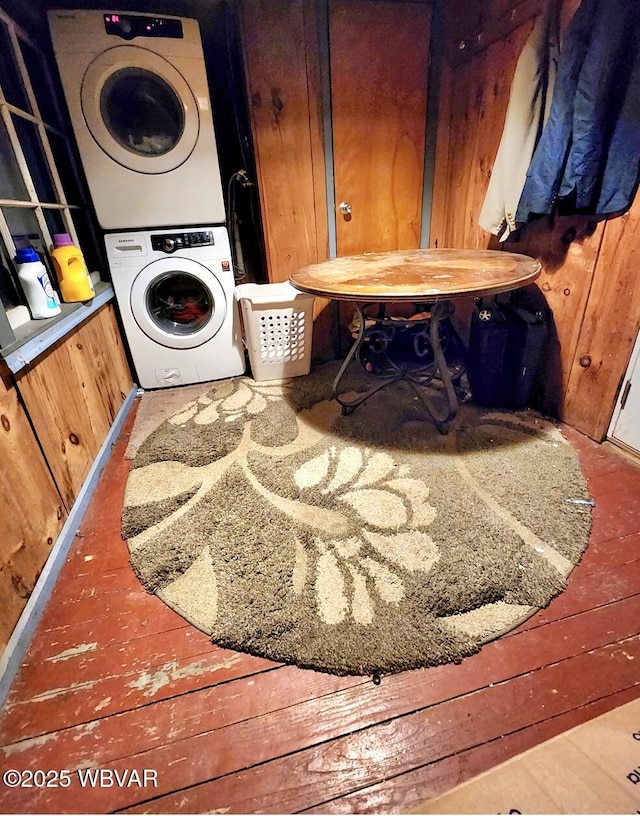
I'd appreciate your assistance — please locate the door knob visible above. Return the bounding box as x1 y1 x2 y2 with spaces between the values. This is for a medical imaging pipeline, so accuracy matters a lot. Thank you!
338 201 352 216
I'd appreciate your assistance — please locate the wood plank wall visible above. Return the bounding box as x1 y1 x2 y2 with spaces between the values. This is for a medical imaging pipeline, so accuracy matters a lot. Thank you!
0 369 65 648
432 0 640 439
240 0 327 284
15 305 132 509
239 0 335 362
0 304 133 649
563 202 640 437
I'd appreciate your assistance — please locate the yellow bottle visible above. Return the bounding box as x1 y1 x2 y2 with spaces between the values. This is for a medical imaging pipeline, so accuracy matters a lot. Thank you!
51 233 95 302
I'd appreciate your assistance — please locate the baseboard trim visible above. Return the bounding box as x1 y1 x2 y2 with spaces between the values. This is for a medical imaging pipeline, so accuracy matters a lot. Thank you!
0 385 138 710
604 437 640 467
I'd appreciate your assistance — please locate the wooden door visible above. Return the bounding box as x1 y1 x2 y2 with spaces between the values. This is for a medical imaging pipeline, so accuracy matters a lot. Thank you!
329 0 431 256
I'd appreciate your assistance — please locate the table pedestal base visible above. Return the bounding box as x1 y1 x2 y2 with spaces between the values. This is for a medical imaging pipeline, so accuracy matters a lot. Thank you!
332 300 464 434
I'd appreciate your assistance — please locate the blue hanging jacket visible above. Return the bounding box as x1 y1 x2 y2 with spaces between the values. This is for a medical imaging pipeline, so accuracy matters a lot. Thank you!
516 0 640 222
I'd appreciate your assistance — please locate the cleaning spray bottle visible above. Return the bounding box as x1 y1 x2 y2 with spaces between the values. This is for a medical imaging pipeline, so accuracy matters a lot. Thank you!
15 247 62 319
50 233 95 302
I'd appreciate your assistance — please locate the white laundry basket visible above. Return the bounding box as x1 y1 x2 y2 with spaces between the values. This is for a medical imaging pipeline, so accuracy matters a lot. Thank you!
234 282 315 381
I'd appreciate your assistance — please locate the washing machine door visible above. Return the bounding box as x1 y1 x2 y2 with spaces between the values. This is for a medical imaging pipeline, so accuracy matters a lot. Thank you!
130 258 226 349
81 46 199 174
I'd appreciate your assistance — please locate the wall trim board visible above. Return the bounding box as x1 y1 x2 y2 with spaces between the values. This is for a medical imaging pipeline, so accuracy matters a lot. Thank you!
603 437 640 470
0 384 137 711
420 0 443 247
316 0 337 260
429 60 452 249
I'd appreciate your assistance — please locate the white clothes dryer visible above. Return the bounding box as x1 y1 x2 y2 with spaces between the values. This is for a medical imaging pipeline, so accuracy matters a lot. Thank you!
49 10 225 230
105 226 245 389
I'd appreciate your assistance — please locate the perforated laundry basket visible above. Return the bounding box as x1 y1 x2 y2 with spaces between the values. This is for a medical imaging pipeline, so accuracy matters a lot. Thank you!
234 282 315 381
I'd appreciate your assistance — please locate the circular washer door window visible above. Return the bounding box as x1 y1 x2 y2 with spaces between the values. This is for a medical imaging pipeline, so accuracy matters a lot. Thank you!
131 258 226 349
81 46 200 174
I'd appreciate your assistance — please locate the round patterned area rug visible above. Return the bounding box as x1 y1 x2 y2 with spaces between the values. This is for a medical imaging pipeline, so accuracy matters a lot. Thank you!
122 363 592 676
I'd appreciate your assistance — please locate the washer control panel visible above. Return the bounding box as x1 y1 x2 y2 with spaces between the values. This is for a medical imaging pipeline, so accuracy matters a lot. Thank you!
151 231 214 254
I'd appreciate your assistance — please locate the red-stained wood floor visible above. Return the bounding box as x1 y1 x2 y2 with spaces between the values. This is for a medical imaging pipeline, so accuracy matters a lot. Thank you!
1 400 640 814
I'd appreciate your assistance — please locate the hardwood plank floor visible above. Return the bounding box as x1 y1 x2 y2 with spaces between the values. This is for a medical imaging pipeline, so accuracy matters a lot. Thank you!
1 402 639 814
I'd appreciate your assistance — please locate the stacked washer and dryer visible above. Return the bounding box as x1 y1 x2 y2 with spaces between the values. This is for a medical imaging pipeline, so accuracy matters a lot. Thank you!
48 9 246 388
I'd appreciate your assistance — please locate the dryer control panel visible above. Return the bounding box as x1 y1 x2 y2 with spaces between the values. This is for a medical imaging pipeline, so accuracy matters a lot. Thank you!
104 14 183 40
151 231 214 254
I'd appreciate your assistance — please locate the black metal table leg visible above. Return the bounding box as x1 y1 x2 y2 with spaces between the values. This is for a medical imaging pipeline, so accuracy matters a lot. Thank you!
405 299 458 434
332 300 462 433
332 304 404 415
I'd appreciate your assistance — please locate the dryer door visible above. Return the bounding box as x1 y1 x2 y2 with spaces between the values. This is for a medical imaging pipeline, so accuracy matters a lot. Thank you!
130 258 227 349
81 46 199 174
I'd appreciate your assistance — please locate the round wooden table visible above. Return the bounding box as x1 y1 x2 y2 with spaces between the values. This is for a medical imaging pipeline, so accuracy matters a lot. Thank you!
290 248 541 432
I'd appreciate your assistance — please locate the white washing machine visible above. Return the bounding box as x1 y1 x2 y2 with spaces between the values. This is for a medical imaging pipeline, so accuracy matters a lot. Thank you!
105 226 245 389
49 9 225 230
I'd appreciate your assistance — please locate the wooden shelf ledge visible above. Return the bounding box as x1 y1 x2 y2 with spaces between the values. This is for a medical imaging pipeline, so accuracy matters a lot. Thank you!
1 282 115 374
